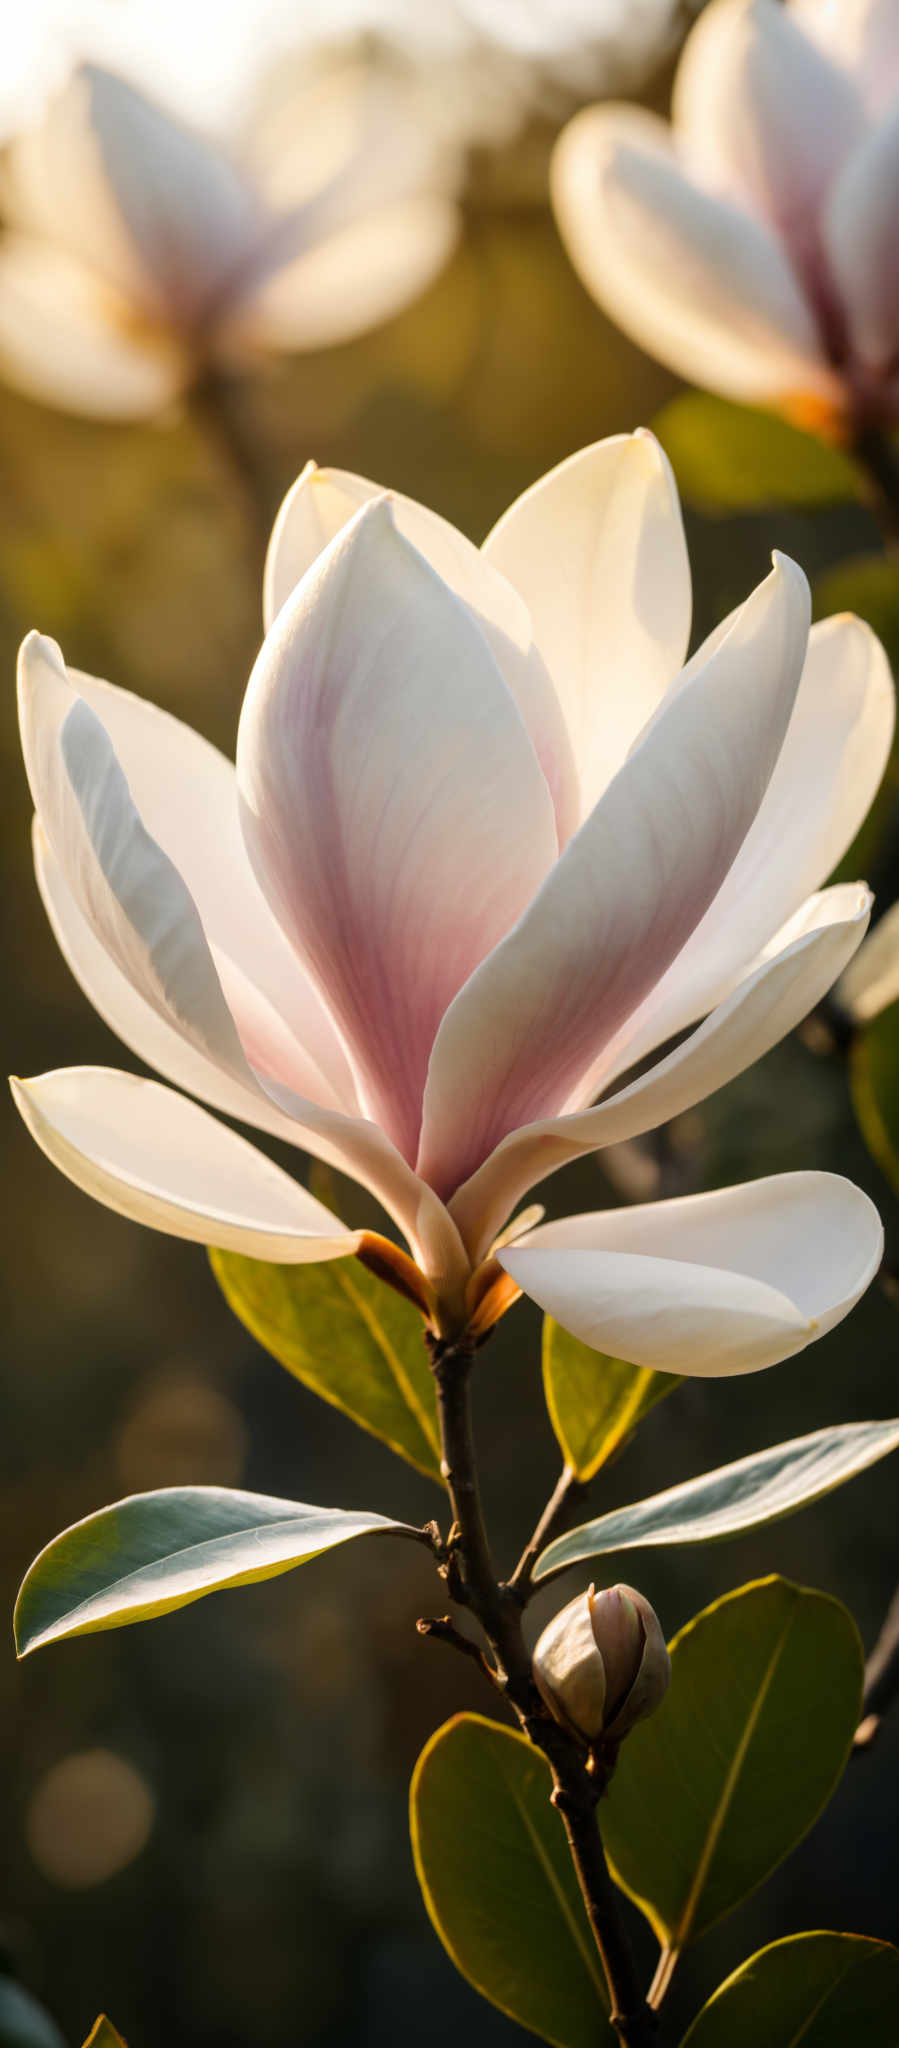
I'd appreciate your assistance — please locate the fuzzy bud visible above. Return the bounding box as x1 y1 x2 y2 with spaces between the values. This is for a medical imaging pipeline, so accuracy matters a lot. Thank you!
533 1583 670 1746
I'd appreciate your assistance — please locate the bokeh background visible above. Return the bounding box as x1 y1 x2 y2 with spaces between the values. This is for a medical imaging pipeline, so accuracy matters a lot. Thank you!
1 5 897 2045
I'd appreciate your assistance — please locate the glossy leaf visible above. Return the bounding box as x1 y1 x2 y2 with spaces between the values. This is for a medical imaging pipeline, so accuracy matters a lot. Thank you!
654 394 863 512
15 1487 417 1655
602 1577 862 1951
681 1932 899 2046
210 1248 442 1483
814 555 899 885
542 1318 680 1482
410 1713 612 2048
534 1419 899 1581
851 1004 899 1193
0 1980 66 2048
82 2024 127 2048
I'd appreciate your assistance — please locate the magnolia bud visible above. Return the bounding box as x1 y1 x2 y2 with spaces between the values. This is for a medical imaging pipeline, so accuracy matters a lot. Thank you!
533 1583 670 1746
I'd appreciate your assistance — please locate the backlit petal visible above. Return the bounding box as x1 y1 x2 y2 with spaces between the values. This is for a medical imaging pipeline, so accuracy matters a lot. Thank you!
0 236 184 419
825 102 899 373
11 1069 359 1262
482 433 692 822
500 1173 882 1375
450 883 870 1261
551 104 838 407
419 554 809 1200
237 498 558 1163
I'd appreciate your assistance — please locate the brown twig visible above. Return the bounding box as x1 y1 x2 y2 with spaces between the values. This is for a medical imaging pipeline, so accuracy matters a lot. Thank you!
424 1332 660 2048
508 1461 586 1601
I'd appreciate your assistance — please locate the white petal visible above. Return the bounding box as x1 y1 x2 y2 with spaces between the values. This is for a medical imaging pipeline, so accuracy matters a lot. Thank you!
481 433 692 823
418 553 810 1201
673 0 863 234
31 820 465 1292
225 195 459 354
599 610 895 1082
835 899 899 1022
237 498 558 1165
500 1173 882 1375
263 463 579 845
450 883 871 1262
8 64 262 331
790 0 899 116
11 1069 359 1262
551 104 838 408
57 654 356 1111
19 633 249 1086
824 102 899 373
0 236 184 419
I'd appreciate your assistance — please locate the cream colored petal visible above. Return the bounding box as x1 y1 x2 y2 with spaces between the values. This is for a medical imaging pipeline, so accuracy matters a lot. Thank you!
835 899 899 1022
824 102 899 373
449 883 870 1262
482 433 692 821
0 235 184 419
224 196 459 355
501 1173 882 1375
11 1068 359 1262
551 103 838 407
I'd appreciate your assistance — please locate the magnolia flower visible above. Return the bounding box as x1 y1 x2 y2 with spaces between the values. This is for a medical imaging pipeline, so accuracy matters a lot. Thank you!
552 0 899 430
0 58 460 420
12 432 889 1373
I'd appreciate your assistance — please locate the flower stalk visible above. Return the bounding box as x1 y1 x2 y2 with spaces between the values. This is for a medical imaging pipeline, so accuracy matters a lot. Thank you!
424 1331 661 2048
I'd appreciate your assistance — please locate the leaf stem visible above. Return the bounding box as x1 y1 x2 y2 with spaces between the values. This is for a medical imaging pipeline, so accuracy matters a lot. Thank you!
426 1333 660 2048
508 1462 585 1601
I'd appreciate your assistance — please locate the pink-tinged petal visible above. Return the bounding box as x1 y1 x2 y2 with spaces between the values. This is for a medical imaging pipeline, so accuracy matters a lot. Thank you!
500 1173 882 1376
60 656 356 1111
481 434 691 823
31 820 465 1292
450 884 870 1262
0 236 185 420
237 498 558 1164
673 0 863 242
264 463 579 845
418 553 810 1201
11 1069 359 1262
790 0 899 116
9 64 263 331
223 195 459 355
597 610 894 1085
824 102 899 374
551 104 839 408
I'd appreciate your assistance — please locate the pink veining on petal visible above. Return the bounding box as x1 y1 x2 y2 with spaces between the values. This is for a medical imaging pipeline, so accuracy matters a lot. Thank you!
236 498 558 1165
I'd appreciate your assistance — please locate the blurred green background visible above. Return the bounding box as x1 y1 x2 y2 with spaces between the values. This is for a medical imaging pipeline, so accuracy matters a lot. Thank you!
1 43 898 2048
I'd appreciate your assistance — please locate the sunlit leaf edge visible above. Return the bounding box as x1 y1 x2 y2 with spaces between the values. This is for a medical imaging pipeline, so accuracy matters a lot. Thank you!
533 1418 899 1581
14 1486 416 1657
679 1930 899 2045
604 1576 864 1950
541 1316 681 1481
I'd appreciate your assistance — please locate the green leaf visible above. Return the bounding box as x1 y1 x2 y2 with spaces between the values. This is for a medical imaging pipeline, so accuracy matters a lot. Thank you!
82 2023 127 2048
542 1317 680 1482
851 1001 899 1191
534 1418 899 1581
680 1932 899 2046
15 1487 418 1655
653 394 863 512
0 1981 66 2048
601 1577 862 1953
210 1248 442 1483
813 555 899 884
410 1713 613 2048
